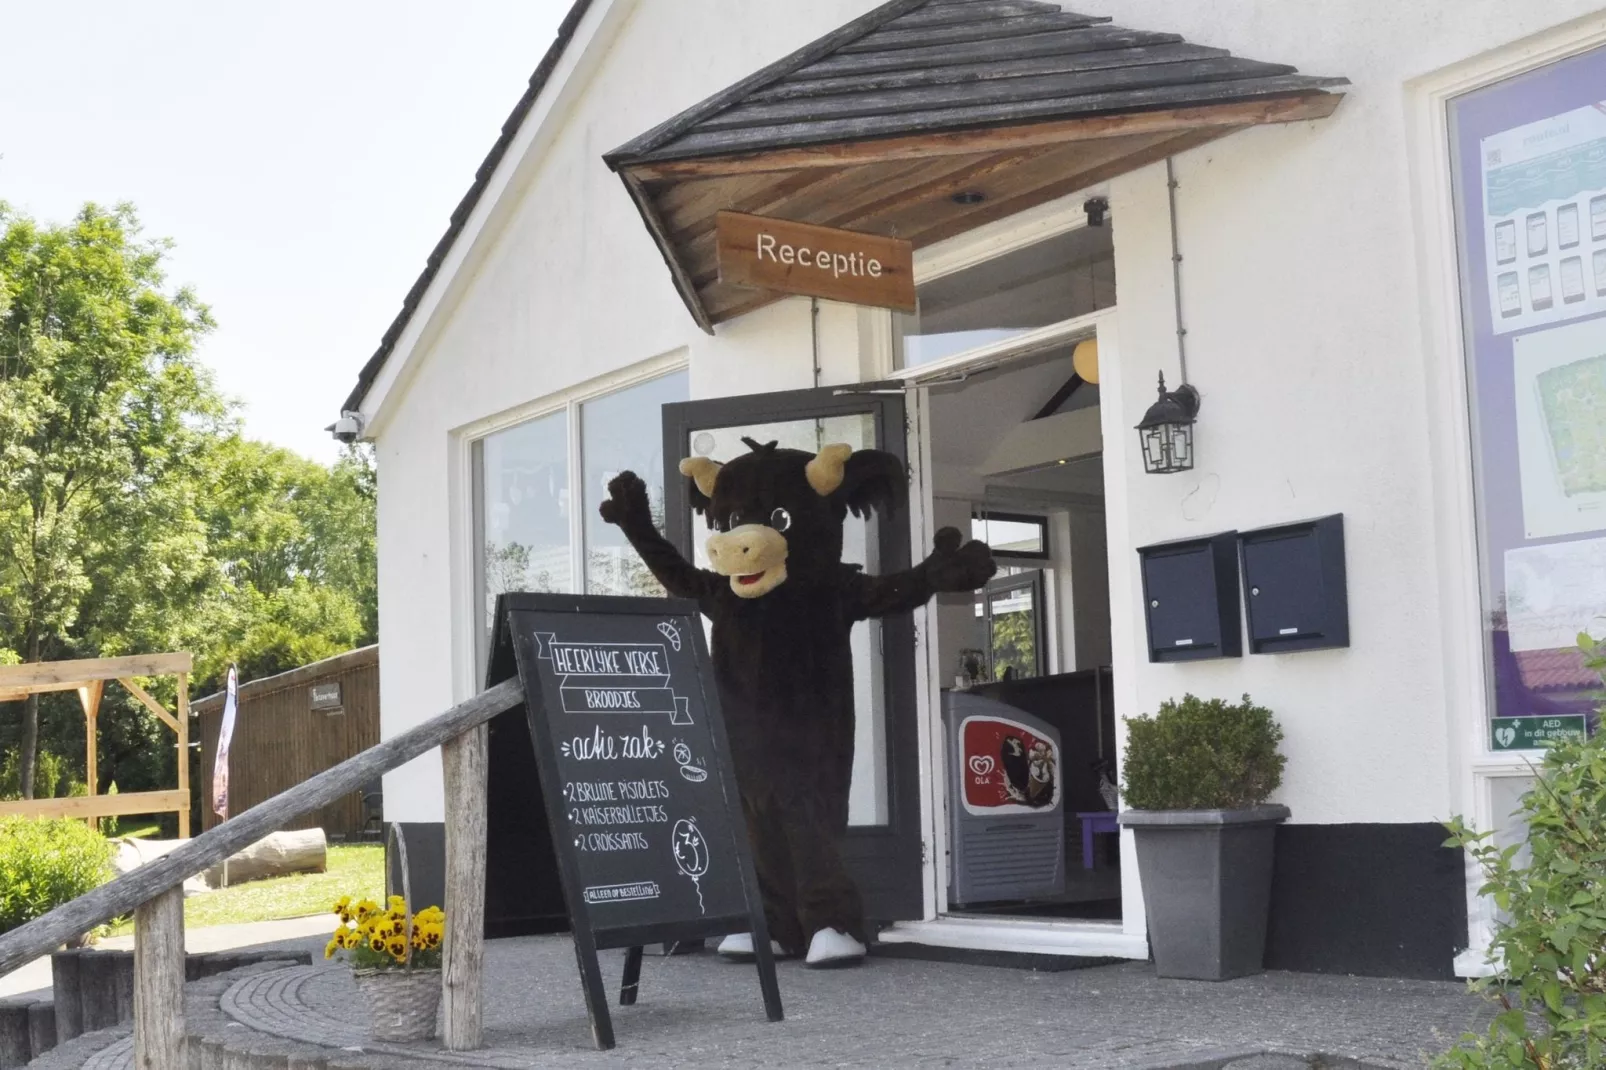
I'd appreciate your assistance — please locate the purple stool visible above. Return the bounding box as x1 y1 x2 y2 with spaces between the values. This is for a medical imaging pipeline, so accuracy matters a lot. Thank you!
1077 811 1119 870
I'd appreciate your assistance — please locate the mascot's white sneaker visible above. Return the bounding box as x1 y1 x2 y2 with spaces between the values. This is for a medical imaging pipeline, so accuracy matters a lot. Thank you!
716 933 785 960
803 928 866 969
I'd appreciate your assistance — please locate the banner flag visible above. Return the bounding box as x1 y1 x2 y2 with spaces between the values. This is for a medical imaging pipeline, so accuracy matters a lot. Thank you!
212 665 238 819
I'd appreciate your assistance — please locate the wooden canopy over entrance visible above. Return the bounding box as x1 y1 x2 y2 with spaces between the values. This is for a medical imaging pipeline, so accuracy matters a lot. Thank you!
604 0 1346 331
0 653 193 837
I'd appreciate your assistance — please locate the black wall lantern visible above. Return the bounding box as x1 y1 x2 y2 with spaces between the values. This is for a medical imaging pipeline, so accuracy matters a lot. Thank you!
1136 372 1199 474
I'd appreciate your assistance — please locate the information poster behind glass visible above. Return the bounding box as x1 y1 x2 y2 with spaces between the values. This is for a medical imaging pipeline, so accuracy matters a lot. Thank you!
1449 48 1606 752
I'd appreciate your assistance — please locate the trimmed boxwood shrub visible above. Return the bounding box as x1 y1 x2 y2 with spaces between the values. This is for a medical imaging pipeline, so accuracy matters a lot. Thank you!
0 816 115 934
1120 693 1286 810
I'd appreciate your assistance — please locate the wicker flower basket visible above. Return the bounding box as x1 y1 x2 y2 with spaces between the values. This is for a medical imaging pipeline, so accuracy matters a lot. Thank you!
348 823 440 1042
352 966 441 1042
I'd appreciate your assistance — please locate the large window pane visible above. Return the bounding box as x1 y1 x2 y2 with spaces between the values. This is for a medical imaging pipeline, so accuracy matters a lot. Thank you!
1448 47 1606 748
896 225 1114 368
581 371 689 596
476 409 570 641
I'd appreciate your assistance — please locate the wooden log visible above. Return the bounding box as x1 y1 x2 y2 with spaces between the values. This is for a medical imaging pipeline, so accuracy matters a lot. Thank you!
133 886 184 1070
26 1000 54 1059
78 950 120 1032
0 998 31 1069
50 950 82 1043
441 724 488 1051
203 830 326 887
0 677 524 979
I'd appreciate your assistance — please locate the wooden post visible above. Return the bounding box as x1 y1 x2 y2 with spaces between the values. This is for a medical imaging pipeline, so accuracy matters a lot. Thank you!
176 673 190 839
441 724 487 1051
132 886 183 1070
79 681 103 832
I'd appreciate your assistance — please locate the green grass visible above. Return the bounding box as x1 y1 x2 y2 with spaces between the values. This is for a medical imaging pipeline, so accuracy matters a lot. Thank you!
107 844 385 935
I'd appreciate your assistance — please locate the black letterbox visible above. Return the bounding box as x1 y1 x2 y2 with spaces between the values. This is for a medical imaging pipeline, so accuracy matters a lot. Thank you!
1238 514 1348 654
1137 532 1242 662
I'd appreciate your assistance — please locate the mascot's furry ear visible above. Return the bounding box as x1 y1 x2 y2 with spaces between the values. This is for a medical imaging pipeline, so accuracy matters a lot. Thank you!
679 456 722 513
809 445 906 518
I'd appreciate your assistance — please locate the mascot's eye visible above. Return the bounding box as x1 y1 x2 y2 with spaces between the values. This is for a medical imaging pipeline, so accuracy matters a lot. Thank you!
769 507 792 532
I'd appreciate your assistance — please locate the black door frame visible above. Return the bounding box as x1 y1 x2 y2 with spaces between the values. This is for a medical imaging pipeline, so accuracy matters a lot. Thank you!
660 384 925 924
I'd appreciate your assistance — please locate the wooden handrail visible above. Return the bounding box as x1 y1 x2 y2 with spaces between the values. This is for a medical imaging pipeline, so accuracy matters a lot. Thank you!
0 677 523 979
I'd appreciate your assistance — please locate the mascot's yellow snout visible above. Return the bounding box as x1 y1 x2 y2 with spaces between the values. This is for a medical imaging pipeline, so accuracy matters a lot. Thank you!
705 525 788 598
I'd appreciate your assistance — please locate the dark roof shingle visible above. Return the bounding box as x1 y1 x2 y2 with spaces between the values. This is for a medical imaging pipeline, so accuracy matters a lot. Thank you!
606 0 1344 168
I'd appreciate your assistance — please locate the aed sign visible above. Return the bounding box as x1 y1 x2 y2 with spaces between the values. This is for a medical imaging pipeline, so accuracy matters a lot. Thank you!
715 211 916 312
1490 715 1588 751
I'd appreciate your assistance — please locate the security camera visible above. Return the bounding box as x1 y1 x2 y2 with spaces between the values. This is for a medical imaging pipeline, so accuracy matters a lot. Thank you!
326 411 365 444
1083 197 1109 228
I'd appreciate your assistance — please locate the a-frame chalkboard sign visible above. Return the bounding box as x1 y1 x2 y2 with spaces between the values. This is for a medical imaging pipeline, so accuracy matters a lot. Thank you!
486 592 783 1050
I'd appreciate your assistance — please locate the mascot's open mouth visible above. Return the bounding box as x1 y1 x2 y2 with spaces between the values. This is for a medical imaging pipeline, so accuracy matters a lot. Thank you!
722 561 786 598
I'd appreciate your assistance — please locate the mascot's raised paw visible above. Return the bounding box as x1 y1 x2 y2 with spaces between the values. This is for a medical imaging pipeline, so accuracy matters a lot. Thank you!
925 526 997 592
599 470 652 528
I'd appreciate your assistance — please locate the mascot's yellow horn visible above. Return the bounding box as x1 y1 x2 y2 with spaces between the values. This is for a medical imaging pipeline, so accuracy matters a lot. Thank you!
806 443 854 496
679 456 722 498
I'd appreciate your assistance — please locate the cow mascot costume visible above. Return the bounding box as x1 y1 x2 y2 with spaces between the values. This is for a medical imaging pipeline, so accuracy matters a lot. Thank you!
600 438 995 967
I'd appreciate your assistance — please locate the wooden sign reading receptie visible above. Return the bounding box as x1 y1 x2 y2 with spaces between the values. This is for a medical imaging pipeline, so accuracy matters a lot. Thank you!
715 211 916 312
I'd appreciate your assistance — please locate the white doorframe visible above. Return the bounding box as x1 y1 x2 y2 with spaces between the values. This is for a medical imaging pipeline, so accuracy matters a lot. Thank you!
887 304 1149 959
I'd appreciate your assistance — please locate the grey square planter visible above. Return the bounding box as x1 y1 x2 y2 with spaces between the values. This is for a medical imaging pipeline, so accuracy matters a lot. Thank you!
1119 805 1290 981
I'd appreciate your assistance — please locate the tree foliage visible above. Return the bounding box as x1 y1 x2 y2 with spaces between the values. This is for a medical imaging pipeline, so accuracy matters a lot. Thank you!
0 203 376 804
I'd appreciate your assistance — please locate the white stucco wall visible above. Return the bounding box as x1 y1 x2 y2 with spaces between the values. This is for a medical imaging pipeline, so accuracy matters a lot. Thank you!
368 0 1606 831
370 0 889 820
1102 0 1605 825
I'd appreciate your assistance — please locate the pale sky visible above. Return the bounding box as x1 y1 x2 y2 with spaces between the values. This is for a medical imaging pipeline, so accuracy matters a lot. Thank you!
0 1 570 462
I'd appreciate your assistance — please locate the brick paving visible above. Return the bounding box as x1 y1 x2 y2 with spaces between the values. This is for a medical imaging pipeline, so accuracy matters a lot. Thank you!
204 934 1489 1070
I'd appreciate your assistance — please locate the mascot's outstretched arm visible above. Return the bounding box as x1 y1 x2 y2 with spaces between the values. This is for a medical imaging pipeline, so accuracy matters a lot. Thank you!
854 526 996 620
599 471 720 603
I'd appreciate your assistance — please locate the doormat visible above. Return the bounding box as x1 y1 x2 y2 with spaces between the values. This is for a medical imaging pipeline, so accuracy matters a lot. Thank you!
868 943 1128 972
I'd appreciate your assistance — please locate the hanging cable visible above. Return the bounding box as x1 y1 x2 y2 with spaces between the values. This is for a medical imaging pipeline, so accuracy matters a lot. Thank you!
1166 156 1190 384
810 297 822 389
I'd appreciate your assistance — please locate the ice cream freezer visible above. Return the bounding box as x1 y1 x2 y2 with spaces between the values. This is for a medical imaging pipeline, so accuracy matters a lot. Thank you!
943 690 1065 907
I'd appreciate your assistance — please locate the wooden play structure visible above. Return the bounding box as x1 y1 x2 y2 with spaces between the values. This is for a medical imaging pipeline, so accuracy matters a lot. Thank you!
0 653 192 837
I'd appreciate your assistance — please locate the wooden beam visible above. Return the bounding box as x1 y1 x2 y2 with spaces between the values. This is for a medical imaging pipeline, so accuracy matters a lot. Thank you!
0 681 95 701
177 674 190 840
442 724 488 1051
0 677 524 979
132 886 183 1070
899 126 1228 247
118 679 181 735
0 789 190 821
77 680 105 720
0 653 193 690
623 93 1342 179
696 129 1218 325
674 150 1034 276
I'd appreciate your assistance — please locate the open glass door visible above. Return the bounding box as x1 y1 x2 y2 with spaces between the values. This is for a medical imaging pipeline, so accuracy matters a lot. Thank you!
661 385 923 924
